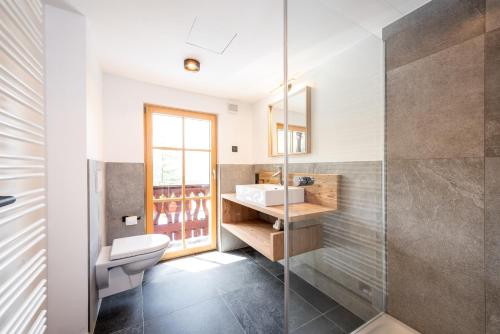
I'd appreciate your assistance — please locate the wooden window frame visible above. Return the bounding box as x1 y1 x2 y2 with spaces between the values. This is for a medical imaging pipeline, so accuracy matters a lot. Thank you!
144 103 218 260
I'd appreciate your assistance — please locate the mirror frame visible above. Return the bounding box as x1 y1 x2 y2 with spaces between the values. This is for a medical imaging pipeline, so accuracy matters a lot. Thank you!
268 86 311 157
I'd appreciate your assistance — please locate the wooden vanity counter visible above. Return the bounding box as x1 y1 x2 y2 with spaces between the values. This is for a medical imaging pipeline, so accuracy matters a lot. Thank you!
221 193 336 223
221 173 338 261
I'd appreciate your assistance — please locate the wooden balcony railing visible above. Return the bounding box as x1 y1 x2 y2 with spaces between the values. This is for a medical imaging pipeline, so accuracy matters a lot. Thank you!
152 184 210 242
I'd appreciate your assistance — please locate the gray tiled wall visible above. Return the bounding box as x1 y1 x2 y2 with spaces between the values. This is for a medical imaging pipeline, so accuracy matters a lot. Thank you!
386 35 485 160
88 160 105 333
486 0 500 32
105 163 146 245
486 158 500 333
218 164 255 251
384 0 500 333
486 26 500 156
485 1 500 330
383 0 485 71
387 159 485 333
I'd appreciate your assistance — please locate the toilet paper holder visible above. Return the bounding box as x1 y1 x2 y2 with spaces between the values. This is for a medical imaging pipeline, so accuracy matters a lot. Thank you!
122 216 142 222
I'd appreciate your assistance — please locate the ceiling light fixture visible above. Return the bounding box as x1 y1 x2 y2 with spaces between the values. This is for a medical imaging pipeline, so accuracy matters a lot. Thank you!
184 58 200 72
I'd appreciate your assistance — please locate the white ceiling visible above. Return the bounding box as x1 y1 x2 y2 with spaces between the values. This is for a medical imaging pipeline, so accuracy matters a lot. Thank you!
51 0 430 102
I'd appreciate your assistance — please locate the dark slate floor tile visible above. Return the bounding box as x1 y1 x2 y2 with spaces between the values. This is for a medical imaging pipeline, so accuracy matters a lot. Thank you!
288 289 324 332
144 297 244 334
200 257 275 294
143 259 183 284
97 248 348 334
94 287 143 334
243 248 284 276
222 277 319 333
291 316 345 334
142 269 219 321
222 278 284 334
110 323 144 334
324 305 364 333
277 272 339 313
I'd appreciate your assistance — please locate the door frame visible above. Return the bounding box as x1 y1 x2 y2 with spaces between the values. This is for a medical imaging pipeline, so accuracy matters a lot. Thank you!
144 103 218 260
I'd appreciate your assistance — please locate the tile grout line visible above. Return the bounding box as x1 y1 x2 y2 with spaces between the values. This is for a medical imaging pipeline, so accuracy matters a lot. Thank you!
274 272 342 317
141 251 274 327
142 293 219 325
241 249 328 330
483 16 487 334
220 292 247 334
386 30 487 73
241 248 284 278
289 313 325 333
242 248 346 327
290 305 345 334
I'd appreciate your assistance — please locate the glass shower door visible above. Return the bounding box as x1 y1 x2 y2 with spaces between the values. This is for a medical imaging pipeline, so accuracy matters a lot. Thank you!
284 0 387 332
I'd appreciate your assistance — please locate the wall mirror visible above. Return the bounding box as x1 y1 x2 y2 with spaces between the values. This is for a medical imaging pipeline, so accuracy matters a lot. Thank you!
268 86 311 156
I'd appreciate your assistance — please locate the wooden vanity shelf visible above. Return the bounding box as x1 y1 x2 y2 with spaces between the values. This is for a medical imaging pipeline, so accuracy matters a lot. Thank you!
221 183 337 261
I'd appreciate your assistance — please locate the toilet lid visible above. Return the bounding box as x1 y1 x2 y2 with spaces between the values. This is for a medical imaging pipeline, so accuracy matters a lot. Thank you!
110 234 170 260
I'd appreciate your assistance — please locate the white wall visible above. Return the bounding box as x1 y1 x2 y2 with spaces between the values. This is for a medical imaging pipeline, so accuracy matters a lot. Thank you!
86 28 104 161
253 36 385 164
45 5 89 334
102 74 254 164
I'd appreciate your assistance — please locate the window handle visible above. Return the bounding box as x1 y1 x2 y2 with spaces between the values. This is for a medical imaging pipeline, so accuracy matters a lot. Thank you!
0 196 16 208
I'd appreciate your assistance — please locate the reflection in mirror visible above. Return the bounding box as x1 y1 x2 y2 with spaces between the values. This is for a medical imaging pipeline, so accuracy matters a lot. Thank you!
268 86 311 156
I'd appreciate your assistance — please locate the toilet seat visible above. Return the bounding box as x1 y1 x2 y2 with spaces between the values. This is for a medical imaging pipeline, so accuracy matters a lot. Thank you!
96 234 170 298
110 234 170 260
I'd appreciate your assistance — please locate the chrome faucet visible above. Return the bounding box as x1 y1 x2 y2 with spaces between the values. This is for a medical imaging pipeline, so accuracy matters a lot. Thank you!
272 166 283 186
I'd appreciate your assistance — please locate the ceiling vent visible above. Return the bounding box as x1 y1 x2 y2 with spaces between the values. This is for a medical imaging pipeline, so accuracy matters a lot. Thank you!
186 17 238 55
227 103 239 114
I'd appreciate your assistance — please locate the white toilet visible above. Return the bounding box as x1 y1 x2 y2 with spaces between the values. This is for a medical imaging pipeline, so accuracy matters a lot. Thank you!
96 234 170 298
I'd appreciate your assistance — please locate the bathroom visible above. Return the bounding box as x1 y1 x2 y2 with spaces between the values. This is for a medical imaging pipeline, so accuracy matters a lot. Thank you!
0 0 498 333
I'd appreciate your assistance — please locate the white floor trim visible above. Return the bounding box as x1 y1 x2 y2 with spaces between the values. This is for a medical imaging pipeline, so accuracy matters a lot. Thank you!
352 313 421 334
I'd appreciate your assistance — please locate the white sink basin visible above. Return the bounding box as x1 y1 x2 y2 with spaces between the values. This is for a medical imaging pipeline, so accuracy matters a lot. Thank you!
235 184 304 207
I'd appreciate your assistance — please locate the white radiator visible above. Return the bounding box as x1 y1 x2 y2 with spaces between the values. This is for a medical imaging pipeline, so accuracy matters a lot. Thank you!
0 0 47 333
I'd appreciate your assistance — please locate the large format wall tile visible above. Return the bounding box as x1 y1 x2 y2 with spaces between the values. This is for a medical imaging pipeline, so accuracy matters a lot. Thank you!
486 28 500 157
383 0 485 70
218 164 255 251
487 0 500 31
486 157 500 333
105 163 146 245
387 158 485 334
218 164 255 193
387 36 485 160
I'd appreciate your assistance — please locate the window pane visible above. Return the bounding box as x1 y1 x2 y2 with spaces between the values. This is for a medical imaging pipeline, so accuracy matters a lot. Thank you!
185 151 210 197
152 150 183 251
153 114 182 148
184 118 211 150
153 149 182 187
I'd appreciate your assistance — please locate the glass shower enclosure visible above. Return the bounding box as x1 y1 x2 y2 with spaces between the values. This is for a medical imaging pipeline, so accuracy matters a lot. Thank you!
278 0 498 333
280 0 387 332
